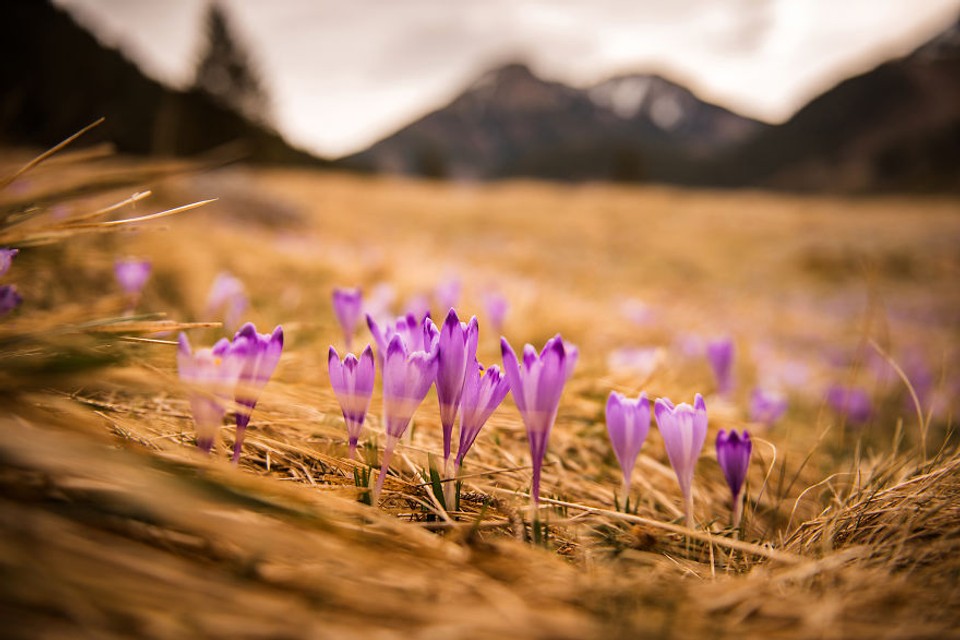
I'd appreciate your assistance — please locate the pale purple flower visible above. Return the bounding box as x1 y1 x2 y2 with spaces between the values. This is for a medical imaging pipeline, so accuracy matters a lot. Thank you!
716 429 752 527
0 248 18 277
177 333 243 453
455 360 510 470
749 388 788 428
435 277 461 314
364 282 397 326
435 308 479 464
332 287 363 350
205 272 248 331
0 285 22 317
619 298 657 326
654 394 708 528
606 392 651 506
826 385 872 425
404 294 431 321
483 290 509 335
366 312 437 362
501 334 578 506
328 345 376 459
607 347 663 377
706 337 735 396
228 323 283 463
114 258 152 302
375 333 439 500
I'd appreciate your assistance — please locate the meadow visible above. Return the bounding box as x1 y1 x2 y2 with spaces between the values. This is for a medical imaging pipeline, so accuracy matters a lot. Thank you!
1 135 958 639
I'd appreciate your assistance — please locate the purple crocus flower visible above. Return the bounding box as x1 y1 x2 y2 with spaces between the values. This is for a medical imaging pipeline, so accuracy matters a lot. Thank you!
605 391 651 507
654 394 708 528
706 337 735 396
114 259 152 311
229 323 284 463
716 429 752 528
482 291 509 335
0 285 22 317
455 359 510 471
206 272 248 332
375 333 439 500
176 333 243 454
749 387 788 428
404 294 431 321
328 345 376 459
826 385 872 425
435 277 461 314
332 287 363 350
0 248 19 277
435 308 479 467
367 312 437 363
501 334 578 507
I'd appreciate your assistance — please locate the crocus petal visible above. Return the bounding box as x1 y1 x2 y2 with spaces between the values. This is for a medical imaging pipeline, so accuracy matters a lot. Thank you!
0 248 18 278
716 429 752 498
0 285 23 316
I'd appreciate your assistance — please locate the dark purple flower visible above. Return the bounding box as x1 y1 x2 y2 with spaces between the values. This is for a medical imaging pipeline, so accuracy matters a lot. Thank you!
435 308 479 465
455 360 510 470
483 291 509 335
606 392 650 504
826 385 872 425
501 334 578 506
176 333 243 454
706 337 735 396
749 388 788 428
332 287 363 350
114 259 152 305
716 429 752 527
375 333 439 500
205 272 248 332
654 394 708 528
0 248 19 277
228 323 284 463
0 285 22 317
328 345 376 459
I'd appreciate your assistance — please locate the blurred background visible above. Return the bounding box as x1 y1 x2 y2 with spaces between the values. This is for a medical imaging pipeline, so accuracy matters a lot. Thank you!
2 0 958 191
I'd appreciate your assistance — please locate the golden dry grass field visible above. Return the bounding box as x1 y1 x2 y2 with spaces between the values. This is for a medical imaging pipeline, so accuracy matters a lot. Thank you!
1 141 959 639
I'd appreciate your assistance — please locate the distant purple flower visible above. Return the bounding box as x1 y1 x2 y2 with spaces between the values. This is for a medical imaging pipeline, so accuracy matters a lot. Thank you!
483 291 509 335
328 345 376 459
654 394 708 528
455 360 510 470
435 277 461 314
114 259 152 306
367 312 437 362
404 294 431 321
501 334 578 507
374 333 439 500
435 309 479 465
826 385 872 425
0 248 19 277
749 388 788 428
716 429 752 527
206 272 248 332
177 333 243 454
364 282 396 325
228 323 283 463
619 298 657 326
706 337 735 396
606 392 651 506
606 347 663 377
332 287 363 350
0 285 22 317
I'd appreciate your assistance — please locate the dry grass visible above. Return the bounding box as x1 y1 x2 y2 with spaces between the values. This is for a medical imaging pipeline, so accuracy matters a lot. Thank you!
1 133 959 639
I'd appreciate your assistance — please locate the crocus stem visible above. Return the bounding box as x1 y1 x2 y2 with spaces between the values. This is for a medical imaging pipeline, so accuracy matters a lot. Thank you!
621 480 632 512
374 442 396 503
442 455 456 510
684 491 695 530
731 491 744 530
231 428 245 465
348 438 358 461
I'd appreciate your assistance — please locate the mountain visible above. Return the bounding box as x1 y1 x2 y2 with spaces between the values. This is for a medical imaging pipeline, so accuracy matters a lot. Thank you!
342 19 960 192
710 18 960 191
0 0 322 165
339 63 768 184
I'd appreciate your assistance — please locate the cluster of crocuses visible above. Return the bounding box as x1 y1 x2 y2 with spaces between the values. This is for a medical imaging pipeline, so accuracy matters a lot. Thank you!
606 391 753 528
1 248 22 317
328 288 575 506
177 322 283 463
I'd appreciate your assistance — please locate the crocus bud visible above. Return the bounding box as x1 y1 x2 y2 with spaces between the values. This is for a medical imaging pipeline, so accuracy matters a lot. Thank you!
435 308 479 465
654 394 708 528
328 345 376 459
455 360 510 470
716 429 752 528
749 388 787 428
605 391 650 507
332 287 363 350
228 323 283 463
176 333 243 454
706 337 735 396
0 248 19 277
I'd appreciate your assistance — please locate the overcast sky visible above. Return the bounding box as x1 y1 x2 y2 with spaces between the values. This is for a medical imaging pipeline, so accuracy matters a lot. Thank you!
55 0 960 158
